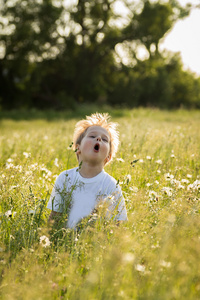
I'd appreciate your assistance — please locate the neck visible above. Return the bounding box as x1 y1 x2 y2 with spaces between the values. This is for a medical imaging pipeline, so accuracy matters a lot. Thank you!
78 161 104 178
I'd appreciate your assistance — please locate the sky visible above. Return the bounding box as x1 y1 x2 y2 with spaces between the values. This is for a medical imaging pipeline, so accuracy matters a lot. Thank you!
159 0 200 76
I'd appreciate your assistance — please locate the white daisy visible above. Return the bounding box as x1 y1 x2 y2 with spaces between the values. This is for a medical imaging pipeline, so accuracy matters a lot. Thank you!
40 235 51 248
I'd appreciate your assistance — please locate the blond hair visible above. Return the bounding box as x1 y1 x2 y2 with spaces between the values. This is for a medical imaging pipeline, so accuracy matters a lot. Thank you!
73 113 119 163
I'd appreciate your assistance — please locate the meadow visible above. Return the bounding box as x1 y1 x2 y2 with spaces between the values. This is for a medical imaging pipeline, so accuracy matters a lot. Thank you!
0 108 200 300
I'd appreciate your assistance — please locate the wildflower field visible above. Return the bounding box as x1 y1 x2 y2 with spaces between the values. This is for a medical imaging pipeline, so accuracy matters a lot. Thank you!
0 108 200 300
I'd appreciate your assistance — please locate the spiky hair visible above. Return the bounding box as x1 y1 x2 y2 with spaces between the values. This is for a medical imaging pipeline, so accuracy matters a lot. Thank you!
73 113 119 163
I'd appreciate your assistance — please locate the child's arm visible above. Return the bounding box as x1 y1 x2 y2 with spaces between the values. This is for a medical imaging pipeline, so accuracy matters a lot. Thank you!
47 174 65 224
110 190 128 222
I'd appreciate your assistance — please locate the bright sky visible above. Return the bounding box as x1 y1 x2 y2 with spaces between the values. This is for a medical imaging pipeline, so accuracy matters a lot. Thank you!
160 0 200 75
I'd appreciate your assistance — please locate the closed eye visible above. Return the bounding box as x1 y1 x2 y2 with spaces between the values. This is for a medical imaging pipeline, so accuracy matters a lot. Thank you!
102 138 108 142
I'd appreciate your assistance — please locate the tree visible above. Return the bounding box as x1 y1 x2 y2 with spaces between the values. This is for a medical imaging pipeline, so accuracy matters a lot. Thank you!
0 0 62 109
0 0 197 110
166 53 200 108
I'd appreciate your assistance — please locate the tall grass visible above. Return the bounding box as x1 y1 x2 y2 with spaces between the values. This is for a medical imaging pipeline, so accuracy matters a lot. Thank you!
0 109 200 299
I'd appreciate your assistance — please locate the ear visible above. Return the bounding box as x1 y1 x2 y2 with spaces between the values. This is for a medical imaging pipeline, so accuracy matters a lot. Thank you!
75 144 81 155
105 153 111 164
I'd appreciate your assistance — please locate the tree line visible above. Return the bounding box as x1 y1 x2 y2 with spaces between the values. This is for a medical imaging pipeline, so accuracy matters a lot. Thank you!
0 0 200 110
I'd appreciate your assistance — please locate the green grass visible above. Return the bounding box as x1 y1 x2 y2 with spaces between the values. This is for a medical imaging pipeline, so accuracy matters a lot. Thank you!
0 108 200 299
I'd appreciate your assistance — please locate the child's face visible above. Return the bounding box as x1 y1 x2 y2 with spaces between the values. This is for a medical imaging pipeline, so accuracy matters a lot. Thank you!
76 126 111 166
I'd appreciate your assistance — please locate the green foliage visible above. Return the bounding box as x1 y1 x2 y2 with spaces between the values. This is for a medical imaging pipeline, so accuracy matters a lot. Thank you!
130 1 173 54
109 53 200 108
0 0 199 110
0 0 62 109
0 109 200 298
166 54 200 108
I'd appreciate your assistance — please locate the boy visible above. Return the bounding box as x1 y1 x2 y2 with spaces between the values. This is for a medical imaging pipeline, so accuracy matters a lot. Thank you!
47 113 127 228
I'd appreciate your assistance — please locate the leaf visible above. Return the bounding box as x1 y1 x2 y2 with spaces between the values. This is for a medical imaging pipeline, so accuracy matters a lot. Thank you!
131 159 139 164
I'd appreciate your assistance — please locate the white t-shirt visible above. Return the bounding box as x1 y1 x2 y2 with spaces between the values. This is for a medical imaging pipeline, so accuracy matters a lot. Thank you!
47 167 127 228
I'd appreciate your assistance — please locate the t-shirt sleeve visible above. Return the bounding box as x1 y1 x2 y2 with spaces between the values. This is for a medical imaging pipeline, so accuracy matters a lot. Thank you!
104 182 128 221
112 187 128 221
116 192 128 221
47 173 66 213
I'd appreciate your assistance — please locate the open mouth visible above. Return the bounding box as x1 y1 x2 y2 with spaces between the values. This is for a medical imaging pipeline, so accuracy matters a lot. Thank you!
94 143 100 152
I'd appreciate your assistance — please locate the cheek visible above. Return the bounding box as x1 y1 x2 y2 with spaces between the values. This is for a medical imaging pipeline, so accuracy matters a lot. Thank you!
82 139 93 149
104 143 110 154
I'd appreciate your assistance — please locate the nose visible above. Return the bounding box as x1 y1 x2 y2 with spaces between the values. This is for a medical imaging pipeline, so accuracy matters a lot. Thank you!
96 136 102 141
